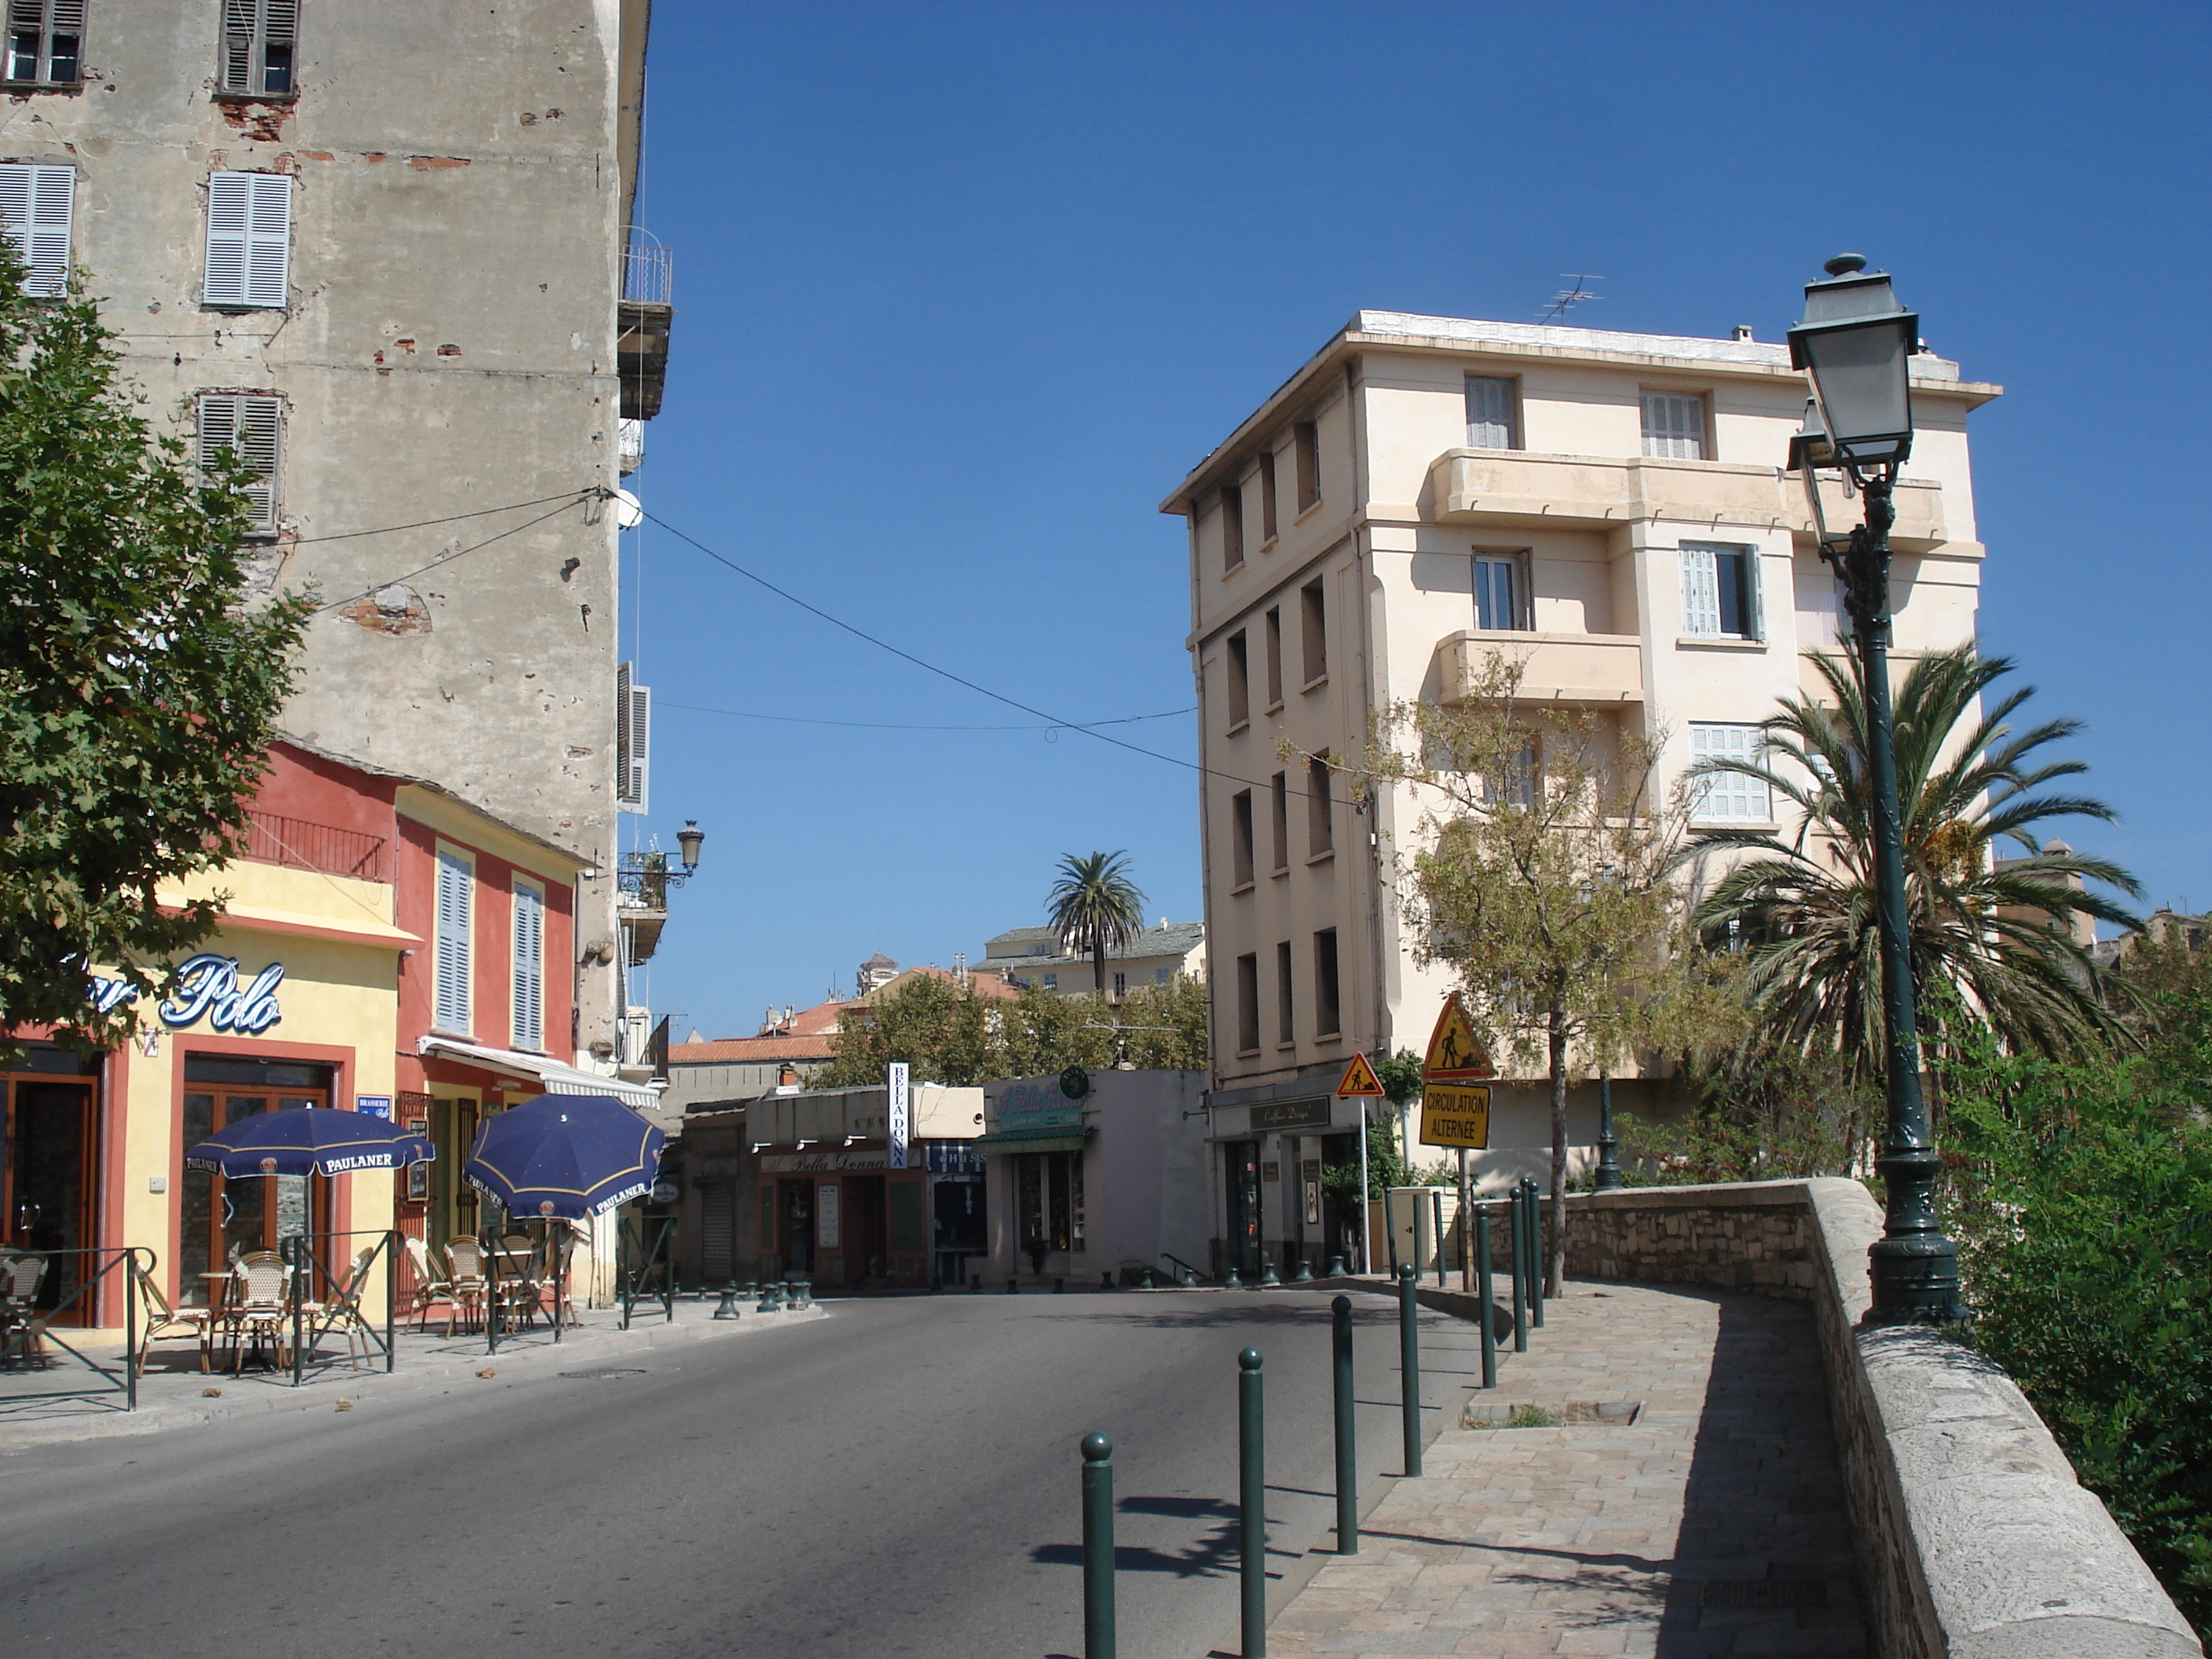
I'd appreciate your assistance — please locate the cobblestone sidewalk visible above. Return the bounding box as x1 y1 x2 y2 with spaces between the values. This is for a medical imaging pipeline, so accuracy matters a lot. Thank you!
1265 1280 1868 1657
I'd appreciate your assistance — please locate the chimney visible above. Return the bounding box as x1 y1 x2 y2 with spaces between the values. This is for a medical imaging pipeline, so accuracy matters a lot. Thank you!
954 950 968 987
1731 324 1755 342
778 1063 798 1088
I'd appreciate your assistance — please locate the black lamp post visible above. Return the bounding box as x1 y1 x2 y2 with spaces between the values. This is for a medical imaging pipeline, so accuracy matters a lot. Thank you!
1787 255 1965 1326
676 820 705 873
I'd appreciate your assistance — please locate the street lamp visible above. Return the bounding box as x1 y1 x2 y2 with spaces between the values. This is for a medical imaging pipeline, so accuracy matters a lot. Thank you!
676 820 705 873
1787 254 1965 1326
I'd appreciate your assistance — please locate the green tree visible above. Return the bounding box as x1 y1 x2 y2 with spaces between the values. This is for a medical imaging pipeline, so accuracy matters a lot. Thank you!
1109 972 1209 1070
1046 850 1148 996
1684 644 2139 1085
814 973 996 1087
0 250 309 1058
1942 1023 2212 1635
1361 652 1707 1295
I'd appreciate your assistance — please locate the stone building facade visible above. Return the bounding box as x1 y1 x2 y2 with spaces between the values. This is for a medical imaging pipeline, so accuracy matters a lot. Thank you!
0 0 659 1064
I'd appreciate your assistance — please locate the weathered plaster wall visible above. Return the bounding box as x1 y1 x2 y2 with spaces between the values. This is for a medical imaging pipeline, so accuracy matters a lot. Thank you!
1 3 634 1057
1566 1181 2203 1659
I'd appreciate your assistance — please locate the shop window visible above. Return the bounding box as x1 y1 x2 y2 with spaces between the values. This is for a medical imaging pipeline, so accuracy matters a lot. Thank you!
178 1053 331 1302
1016 1149 1083 1261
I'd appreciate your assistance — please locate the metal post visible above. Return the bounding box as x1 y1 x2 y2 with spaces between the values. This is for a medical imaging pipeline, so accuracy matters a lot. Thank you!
1595 1072 1623 1190
385 1231 397 1372
1455 1147 1472 1292
1430 1188 1445 1288
1836 474 1966 1324
1082 1431 1115 1659
1476 1206 1496 1389
1382 1188 1398 1277
125 1249 139 1410
1509 1191 1528 1353
1523 1180 1545 1328
1396 1263 1421 1478
291 1237 306 1387
486 1240 501 1354
1331 1295 1357 1555
1357 1108 1372 1276
1239 1346 1267 1657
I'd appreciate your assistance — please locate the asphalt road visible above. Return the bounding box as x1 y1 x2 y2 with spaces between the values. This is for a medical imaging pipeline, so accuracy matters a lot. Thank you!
0 1286 1482 1658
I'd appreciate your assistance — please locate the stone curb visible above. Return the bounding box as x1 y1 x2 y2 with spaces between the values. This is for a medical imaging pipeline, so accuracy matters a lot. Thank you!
0 1304 830 1452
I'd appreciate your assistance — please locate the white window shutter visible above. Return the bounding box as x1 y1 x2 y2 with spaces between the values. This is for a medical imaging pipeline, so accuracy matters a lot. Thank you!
1680 547 1719 635
1690 723 1770 822
196 392 280 531
617 665 650 813
221 0 255 91
1746 549 1767 642
1643 392 1706 460
205 171 290 309
435 850 473 1034
511 884 544 1052
0 163 71 296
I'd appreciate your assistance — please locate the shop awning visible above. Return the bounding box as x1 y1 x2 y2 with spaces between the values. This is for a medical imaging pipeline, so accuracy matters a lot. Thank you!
416 1035 662 1111
974 1127 1091 1154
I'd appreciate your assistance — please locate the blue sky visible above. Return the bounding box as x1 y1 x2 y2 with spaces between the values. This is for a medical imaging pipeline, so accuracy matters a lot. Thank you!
621 2 2210 1040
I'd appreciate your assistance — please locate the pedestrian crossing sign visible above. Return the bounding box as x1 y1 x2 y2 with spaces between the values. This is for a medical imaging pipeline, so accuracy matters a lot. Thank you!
1335 1053 1386 1098
1422 994 1494 1082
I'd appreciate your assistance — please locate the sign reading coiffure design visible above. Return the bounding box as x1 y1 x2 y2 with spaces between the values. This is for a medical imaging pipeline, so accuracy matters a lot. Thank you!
87 954 285 1034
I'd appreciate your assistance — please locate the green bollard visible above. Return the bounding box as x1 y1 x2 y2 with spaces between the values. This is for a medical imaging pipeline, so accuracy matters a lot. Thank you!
1397 1262 1422 1478
1291 1257 1314 1284
1224 1263 1244 1291
1525 1179 1546 1328
1509 1191 1529 1353
712 1280 742 1320
1239 1346 1267 1657
1476 1205 1496 1389
1082 1430 1116 1658
1432 1188 1446 1288
1259 1255 1281 1288
1325 1254 1346 1279
1332 1295 1357 1555
758 1281 781 1313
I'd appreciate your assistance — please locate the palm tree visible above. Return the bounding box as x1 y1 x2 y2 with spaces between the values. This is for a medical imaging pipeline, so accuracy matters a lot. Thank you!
1683 643 2140 1082
1047 851 1148 998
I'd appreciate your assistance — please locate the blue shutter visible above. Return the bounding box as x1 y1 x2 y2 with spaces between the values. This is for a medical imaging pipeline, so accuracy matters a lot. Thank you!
434 849 472 1034
511 882 544 1051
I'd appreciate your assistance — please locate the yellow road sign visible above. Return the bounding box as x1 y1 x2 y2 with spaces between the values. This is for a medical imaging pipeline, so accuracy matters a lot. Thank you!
1419 1084 1491 1149
1335 1053 1385 1097
1422 994 1494 1082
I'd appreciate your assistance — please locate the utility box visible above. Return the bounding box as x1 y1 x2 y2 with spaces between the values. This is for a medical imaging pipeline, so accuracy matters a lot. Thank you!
1378 1186 1463 1276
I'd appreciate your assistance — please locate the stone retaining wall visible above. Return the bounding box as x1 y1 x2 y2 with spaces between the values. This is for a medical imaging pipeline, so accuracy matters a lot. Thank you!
1565 1180 2202 1659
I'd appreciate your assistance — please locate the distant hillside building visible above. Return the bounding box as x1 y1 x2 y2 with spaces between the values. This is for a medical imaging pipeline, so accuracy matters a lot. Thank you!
976 921 1207 999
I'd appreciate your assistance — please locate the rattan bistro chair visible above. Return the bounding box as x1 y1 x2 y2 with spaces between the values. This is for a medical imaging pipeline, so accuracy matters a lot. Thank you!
0 1251 48 1368
135 1273 221 1373
401 1236 452 1332
441 1239 488 1337
228 1251 291 1372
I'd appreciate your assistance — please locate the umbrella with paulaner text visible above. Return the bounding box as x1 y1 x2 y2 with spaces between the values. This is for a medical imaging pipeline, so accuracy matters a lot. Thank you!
463 1093 666 1219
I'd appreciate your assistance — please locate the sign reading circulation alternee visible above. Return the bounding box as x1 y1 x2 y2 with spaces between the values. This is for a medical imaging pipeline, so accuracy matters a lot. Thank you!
1419 994 1494 1150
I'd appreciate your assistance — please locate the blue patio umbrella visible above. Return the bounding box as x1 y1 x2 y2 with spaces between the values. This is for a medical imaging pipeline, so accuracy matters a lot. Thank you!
463 1093 665 1219
184 1105 435 1177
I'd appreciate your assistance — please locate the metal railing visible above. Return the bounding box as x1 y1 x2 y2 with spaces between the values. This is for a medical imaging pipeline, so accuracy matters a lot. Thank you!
276 1229 401 1386
618 1217 677 1328
2 1245 152 1410
242 810 393 883
621 239 672 305
483 1227 576 1357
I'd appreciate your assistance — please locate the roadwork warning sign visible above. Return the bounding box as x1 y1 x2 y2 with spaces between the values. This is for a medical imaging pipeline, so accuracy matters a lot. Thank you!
1422 994 1494 1082
1335 1053 1385 1098
1419 1084 1491 1149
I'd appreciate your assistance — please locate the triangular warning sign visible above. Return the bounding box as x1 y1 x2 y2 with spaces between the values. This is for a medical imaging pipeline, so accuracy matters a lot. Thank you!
1335 1053 1385 1097
1423 994 1494 1082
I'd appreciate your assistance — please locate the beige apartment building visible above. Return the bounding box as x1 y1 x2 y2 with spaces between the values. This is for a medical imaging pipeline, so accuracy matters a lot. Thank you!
1161 309 1997 1277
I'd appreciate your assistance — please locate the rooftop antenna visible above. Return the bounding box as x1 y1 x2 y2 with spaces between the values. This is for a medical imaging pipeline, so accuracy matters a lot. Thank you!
1540 274 1604 323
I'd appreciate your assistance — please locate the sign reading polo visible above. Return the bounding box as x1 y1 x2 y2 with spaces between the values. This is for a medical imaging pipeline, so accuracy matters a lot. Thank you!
88 954 286 1033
